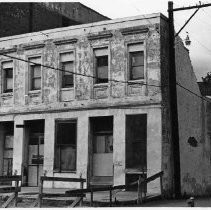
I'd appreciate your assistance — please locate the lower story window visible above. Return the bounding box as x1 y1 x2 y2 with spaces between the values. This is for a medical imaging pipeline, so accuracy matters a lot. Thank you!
54 120 77 172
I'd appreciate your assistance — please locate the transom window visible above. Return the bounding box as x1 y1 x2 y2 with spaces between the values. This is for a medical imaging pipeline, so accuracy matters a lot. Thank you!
60 52 74 88
2 61 13 93
94 48 108 84
128 43 145 80
29 57 41 91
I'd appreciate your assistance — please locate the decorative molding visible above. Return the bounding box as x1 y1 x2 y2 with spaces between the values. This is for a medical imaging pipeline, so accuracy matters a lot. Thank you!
121 27 149 35
23 43 45 50
87 32 113 40
0 48 17 54
53 38 78 45
1 92 13 98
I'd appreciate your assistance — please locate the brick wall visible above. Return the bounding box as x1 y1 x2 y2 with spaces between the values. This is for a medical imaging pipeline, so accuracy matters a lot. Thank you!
0 3 109 38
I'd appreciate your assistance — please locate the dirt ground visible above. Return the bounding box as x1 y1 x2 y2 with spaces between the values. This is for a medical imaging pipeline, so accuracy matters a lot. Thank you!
141 197 211 207
14 197 211 208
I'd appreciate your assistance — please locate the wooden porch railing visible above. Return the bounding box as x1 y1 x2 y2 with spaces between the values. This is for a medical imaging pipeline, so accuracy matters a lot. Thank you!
0 175 22 208
37 175 86 208
65 171 164 207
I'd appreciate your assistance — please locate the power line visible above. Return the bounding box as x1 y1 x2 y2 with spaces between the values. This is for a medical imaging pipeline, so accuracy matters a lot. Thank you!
1 43 210 103
128 0 160 33
176 82 211 103
174 20 211 55
0 52 162 88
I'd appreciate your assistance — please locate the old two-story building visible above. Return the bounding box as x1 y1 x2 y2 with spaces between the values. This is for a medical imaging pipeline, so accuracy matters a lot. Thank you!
0 13 210 197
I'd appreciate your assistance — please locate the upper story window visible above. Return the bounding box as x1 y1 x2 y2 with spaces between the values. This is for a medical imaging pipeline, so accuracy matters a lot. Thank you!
94 48 108 84
2 61 13 93
29 57 41 91
60 52 74 88
128 43 145 80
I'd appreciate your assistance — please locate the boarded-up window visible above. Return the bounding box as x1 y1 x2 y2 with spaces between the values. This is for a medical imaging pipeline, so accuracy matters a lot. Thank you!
128 43 144 80
29 57 41 90
54 120 77 172
2 61 13 93
60 52 74 88
126 114 147 169
94 48 108 84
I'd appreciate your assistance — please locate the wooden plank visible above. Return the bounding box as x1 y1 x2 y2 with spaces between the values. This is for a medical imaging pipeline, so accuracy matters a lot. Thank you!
0 176 22 182
160 175 164 199
1 194 15 208
0 187 21 193
65 171 164 197
69 197 83 207
29 199 39 208
14 180 19 207
90 188 93 207
41 176 86 182
109 187 112 207
137 175 141 204
38 179 43 208
42 193 85 198
145 171 163 183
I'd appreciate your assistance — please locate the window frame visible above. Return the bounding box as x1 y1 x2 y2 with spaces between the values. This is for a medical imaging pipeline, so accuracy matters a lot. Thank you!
54 119 77 173
59 51 75 89
28 56 42 91
93 47 109 85
127 42 146 82
1 60 14 94
129 51 144 80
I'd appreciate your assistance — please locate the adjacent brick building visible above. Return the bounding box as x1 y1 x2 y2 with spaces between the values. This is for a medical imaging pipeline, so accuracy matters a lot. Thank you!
0 13 210 197
0 2 109 38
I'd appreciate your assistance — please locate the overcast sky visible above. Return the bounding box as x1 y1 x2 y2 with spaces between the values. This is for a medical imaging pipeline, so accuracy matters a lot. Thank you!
75 0 211 81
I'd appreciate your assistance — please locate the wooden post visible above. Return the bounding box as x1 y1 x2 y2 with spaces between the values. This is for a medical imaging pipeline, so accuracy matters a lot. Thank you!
137 175 142 204
38 178 43 208
160 175 164 199
109 186 112 207
90 187 93 207
79 175 84 206
14 179 19 207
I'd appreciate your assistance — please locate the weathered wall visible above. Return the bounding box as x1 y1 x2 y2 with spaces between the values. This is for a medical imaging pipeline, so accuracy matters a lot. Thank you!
0 14 162 115
0 14 163 190
0 124 4 176
175 37 211 196
8 106 161 189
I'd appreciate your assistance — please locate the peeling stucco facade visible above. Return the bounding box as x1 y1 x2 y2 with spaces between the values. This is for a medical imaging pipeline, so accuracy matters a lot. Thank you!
0 13 209 197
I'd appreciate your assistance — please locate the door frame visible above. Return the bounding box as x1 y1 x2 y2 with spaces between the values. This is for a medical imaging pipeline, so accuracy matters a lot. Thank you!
27 133 44 187
88 116 114 186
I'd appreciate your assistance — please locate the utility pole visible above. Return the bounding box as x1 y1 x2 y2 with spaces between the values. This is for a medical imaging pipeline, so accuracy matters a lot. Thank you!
168 1 181 199
168 1 211 198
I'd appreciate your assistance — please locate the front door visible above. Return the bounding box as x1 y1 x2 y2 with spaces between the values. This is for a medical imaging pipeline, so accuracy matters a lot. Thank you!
90 116 113 186
28 134 44 186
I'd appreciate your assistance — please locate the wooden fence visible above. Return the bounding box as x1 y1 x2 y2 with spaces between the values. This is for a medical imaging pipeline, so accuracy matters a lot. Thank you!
0 175 22 208
38 176 86 207
65 171 164 207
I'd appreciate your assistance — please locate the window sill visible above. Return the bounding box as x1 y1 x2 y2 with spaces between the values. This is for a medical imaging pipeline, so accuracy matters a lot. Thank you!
1 92 13 98
53 170 77 174
61 87 74 91
94 83 108 88
28 90 41 96
128 79 145 85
